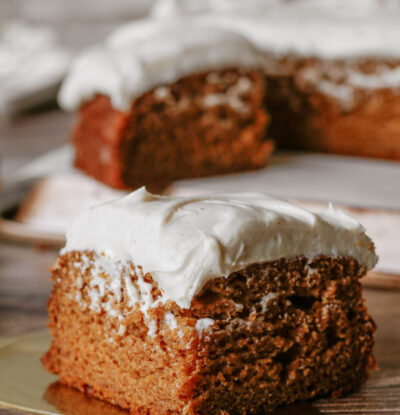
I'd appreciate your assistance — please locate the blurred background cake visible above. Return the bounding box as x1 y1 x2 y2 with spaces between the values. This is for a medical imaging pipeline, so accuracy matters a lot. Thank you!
39 0 400 197
58 22 272 190
152 0 400 161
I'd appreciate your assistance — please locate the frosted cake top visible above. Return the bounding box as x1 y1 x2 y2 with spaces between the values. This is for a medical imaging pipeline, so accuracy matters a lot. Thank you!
59 0 400 112
58 21 263 111
64 188 378 309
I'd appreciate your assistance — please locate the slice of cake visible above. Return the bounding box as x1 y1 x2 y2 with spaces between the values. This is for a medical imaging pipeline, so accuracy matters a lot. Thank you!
59 22 272 191
42 188 378 414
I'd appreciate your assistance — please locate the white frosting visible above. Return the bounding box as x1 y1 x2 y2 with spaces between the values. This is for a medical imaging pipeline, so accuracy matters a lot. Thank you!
259 293 278 313
195 318 214 337
58 21 263 111
151 0 400 59
64 188 377 310
300 63 400 110
164 312 178 330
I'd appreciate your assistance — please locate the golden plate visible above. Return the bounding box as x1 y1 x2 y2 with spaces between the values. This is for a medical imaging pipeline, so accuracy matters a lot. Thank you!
0 331 319 415
0 331 129 415
0 331 58 415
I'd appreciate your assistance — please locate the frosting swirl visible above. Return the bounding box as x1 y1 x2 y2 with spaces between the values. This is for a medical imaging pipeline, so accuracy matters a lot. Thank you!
64 188 378 309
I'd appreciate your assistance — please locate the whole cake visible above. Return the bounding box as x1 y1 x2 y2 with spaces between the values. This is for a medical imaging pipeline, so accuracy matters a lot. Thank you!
42 188 378 414
59 23 272 190
151 0 400 161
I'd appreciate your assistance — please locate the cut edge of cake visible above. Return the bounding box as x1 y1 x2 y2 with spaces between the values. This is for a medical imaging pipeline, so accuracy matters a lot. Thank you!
42 189 378 415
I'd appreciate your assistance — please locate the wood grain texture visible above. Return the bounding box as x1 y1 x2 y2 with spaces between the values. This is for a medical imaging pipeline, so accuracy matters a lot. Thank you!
363 272 400 290
0 239 399 414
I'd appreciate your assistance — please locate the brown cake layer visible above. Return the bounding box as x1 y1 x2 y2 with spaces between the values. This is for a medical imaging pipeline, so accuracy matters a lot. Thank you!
69 57 400 190
265 58 400 161
42 252 376 415
71 68 272 190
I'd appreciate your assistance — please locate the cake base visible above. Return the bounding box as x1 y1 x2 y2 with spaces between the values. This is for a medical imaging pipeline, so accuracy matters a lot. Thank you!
42 252 376 415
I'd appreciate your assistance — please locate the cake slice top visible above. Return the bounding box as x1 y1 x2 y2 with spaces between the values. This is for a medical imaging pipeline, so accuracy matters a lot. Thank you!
58 20 263 112
64 188 377 309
